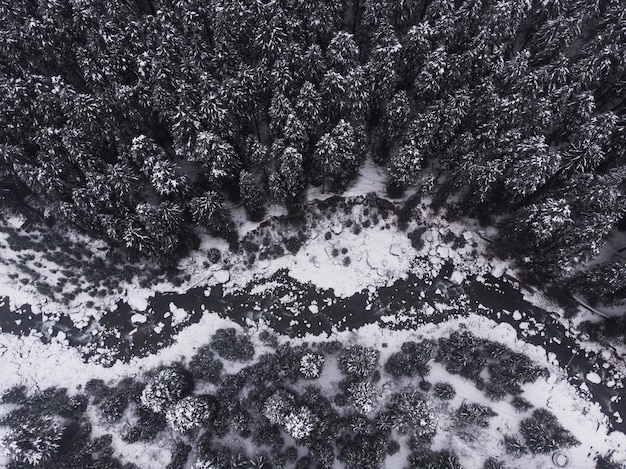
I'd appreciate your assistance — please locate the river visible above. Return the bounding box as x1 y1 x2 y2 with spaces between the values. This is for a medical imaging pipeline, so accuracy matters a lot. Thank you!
0 262 624 433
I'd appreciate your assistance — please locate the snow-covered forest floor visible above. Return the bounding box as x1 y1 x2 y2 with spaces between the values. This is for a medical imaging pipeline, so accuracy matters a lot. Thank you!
1 160 625 468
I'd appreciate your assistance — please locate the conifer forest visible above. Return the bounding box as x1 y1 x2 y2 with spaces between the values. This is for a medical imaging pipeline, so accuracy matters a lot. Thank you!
0 1 625 468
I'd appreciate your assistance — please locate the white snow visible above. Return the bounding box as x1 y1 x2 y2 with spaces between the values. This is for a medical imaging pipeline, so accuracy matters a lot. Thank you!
586 372 602 384
130 313 147 324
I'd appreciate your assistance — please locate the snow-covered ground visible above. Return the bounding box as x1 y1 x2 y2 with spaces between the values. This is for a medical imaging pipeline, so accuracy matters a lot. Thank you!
1 311 624 468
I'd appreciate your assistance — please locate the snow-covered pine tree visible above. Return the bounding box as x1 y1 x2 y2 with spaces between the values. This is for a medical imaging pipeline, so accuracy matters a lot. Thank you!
239 170 266 221
347 380 380 414
327 31 360 73
295 81 323 136
2 415 64 467
270 146 306 213
165 395 217 434
338 345 379 378
189 191 235 238
313 119 359 192
140 368 193 414
190 132 241 188
299 352 325 379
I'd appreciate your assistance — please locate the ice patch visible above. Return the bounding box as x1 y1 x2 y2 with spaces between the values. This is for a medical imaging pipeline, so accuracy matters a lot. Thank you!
586 372 602 384
127 293 148 312
131 313 147 324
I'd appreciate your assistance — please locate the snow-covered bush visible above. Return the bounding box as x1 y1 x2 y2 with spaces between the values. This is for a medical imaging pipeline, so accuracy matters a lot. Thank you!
483 457 506 469
299 352 325 379
284 407 317 441
503 434 527 458
347 381 379 414
456 402 497 427
520 408 579 454
338 345 379 378
437 331 488 381
189 346 223 383
165 395 217 434
140 367 193 414
340 432 389 469
2 415 64 467
210 328 255 362
192 457 220 469
434 382 456 400
408 448 463 469
387 387 437 439
511 396 533 412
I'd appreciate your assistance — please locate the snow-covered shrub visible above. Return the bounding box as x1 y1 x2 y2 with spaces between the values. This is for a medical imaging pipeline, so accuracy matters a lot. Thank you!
419 380 432 392
338 345 379 378
511 396 533 412
192 457 220 469
434 382 456 400
408 448 463 469
387 387 437 439
122 405 167 443
165 395 217 434
503 434 527 458
299 352 325 379
262 390 295 425
483 457 506 469
520 408 579 453
340 432 388 469
456 402 497 427
189 346 224 383
140 367 193 414
168 442 192 469
488 353 547 396
210 328 255 362
346 381 379 414
2 415 64 466
284 407 317 441
385 340 435 378
437 331 488 381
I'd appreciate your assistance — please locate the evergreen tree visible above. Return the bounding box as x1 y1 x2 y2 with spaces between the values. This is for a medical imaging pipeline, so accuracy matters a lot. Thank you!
239 170 266 221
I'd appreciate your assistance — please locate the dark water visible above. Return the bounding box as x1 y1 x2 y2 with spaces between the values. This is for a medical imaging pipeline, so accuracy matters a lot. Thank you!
0 264 624 432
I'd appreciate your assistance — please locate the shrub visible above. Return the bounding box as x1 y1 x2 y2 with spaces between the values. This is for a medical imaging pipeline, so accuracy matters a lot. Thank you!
165 395 217 434
483 457 505 469
189 346 224 383
340 433 388 469
520 409 580 454
2 415 64 467
210 328 255 362
503 434 527 458
456 402 497 427
285 236 302 254
122 405 167 443
434 382 456 400
140 367 193 414
419 380 433 392
408 227 427 250
385 340 435 378
387 388 437 439
167 442 191 469
408 448 463 469
338 345 379 378
511 396 533 412
437 332 487 381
